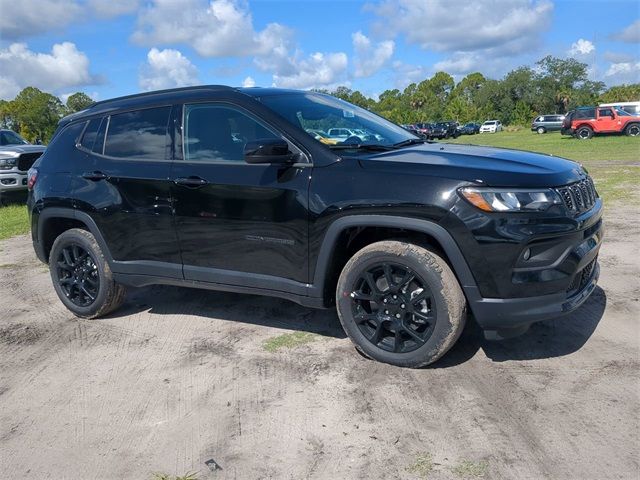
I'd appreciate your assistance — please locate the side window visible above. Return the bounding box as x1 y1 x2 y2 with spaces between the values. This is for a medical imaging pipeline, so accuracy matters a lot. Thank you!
104 106 171 160
598 108 613 118
79 118 101 150
93 118 106 154
184 103 280 163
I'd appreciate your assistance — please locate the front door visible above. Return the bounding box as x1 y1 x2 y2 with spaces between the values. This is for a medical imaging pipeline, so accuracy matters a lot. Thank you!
170 102 310 288
596 108 617 132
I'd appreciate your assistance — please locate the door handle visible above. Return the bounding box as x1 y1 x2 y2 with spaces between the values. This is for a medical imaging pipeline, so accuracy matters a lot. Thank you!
82 171 108 181
174 176 209 188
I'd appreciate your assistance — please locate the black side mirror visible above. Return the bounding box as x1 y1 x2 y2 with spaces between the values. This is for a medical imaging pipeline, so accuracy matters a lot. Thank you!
244 138 294 164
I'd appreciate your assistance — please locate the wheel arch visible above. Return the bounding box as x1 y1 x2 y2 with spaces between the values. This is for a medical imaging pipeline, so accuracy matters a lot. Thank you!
311 215 480 306
38 208 113 265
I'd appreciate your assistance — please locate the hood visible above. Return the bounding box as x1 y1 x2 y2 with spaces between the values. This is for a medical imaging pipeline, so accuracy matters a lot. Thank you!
0 144 46 155
358 143 586 188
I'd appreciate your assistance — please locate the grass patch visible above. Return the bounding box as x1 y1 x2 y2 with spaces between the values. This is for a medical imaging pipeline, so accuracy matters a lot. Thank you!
452 460 489 478
263 331 319 352
0 204 29 240
0 263 20 269
152 473 198 480
587 165 640 204
406 453 434 478
445 129 640 164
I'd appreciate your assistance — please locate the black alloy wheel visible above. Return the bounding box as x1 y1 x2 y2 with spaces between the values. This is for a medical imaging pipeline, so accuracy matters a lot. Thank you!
55 244 100 307
349 262 436 353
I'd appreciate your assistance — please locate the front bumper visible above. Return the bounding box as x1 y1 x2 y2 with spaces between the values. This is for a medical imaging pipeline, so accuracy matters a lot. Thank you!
0 171 28 192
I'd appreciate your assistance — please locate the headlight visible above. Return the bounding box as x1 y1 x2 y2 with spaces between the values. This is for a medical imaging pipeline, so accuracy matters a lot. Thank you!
0 156 18 170
460 187 562 212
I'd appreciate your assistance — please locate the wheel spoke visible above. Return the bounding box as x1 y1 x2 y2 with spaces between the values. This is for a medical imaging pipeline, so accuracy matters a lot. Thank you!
401 322 427 345
393 329 403 352
364 272 380 294
59 276 73 285
397 271 415 290
71 245 81 263
354 312 377 325
411 290 427 304
81 285 96 301
412 310 434 324
351 290 374 301
57 261 73 271
382 264 394 290
62 248 74 267
369 321 385 345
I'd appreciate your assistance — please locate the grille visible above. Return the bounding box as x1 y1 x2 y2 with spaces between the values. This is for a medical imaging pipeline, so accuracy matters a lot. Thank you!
568 257 597 294
17 152 43 172
555 177 597 214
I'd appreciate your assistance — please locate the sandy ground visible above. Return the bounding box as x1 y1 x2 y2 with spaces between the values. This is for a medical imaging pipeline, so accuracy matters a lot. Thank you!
0 206 638 480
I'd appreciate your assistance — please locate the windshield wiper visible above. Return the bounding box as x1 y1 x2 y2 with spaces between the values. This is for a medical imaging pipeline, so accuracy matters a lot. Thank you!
329 143 395 151
392 138 428 148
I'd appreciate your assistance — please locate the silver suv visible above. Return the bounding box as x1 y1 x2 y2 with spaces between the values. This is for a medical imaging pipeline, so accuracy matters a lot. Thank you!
0 130 46 203
531 114 565 134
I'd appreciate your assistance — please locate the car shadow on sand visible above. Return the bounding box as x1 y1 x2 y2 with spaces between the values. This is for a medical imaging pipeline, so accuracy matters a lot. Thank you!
433 286 607 368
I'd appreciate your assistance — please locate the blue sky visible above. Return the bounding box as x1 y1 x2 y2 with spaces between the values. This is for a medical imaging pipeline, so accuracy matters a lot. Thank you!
0 0 639 102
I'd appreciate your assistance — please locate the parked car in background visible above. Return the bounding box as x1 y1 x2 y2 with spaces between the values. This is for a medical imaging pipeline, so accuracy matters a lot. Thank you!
480 120 502 133
531 114 565 134
599 101 640 116
562 106 640 139
0 129 46 204
28 85 603 367
459 122 480 135
305 129 340 145
414 123 434 139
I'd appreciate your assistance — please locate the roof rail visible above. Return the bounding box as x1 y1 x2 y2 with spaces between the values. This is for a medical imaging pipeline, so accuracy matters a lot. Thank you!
87 85 235 109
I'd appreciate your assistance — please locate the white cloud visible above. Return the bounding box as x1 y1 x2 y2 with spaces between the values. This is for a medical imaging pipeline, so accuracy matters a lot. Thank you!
132 0 290 58
242 76 256 87
0 42 95 99
139 48 199 91
605 62 640 84
434 54 483 75
569 39 595 56
603 51 635 64
90 0 141 18
352 31 394 78
271 52 349 89
611 19 640 43
0 0 83 40
372 0 553 55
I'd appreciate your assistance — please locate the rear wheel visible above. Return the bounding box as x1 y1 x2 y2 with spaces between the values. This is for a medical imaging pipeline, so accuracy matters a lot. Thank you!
49 228 126 319
625 123 640 137
576 126 593 140
536 126 546 134
336 241 466 368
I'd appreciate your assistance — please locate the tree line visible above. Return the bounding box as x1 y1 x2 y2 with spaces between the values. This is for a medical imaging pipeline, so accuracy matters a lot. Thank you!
0 55 638 144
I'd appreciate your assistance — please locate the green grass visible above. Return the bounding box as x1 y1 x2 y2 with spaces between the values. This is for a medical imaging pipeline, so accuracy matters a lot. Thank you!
446 129 640 205
262 331 319 352
0 204 29 240
406 453 434 479
445 128 640 163
452 460 489 478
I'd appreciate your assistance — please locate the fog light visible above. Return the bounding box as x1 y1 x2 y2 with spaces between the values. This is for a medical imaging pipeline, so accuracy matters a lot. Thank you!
523 248 531 261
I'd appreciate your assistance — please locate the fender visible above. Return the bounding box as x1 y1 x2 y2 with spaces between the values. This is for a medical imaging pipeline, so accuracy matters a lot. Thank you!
310 215 482 303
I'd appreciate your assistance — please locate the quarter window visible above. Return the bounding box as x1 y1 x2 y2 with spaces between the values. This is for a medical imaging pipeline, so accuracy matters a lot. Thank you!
184 104 280 163
104 106 171 160
79 118 101 150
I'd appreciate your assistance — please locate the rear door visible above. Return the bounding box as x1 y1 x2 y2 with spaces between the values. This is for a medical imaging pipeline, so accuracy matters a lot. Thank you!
170 100 310 288
73 106 182 278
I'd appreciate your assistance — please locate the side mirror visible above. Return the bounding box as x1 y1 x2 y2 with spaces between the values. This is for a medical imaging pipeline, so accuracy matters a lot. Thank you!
244 138 294 164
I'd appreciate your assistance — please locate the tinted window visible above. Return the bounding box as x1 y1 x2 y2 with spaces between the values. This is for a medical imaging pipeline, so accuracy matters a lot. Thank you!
0 131 29 146
598 108 613 117
93 118 107 154
184 104 280 163
574 109 596 119
104 107 171 159
80 118 101 150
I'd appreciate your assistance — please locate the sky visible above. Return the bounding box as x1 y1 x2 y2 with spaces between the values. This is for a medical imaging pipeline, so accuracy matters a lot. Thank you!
0 0 639 102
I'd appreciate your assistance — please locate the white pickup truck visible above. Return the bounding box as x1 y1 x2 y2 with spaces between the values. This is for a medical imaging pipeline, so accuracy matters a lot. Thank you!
0 130 46 203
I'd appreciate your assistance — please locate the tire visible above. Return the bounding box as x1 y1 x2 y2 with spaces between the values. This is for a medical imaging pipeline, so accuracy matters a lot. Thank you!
536 126 546 134
336 240 466 368
625 123 640 137
576 126 593 140
49 228 126 319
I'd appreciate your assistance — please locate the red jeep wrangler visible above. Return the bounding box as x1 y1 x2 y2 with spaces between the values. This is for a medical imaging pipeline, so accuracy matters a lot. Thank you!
561 106 640 139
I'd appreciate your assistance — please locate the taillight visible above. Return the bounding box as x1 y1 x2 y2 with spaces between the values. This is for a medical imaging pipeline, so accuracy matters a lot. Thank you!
27 167 38 190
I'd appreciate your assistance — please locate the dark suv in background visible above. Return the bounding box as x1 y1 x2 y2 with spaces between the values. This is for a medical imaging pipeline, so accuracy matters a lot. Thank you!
531 114 565 134
28 86 603 368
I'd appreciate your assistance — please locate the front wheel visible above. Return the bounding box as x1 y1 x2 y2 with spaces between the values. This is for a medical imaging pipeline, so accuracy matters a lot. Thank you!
49 228 126 319
336 241 466 368
537 127 546 134
625 123 640 137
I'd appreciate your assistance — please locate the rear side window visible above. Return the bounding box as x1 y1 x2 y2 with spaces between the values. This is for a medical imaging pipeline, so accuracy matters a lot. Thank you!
574 109 596 119
104 106 171 160
79 118 101 150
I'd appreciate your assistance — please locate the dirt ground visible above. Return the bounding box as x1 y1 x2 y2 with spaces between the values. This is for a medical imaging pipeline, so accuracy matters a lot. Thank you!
0 205 638 480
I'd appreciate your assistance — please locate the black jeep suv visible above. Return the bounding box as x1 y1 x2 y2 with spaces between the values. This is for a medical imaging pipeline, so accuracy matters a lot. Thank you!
27 86 603 367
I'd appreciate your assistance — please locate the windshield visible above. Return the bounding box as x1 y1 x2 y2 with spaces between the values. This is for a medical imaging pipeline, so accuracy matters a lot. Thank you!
0 130 29 146
257 92 418 151
483 121 496 125
615 107 631 116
